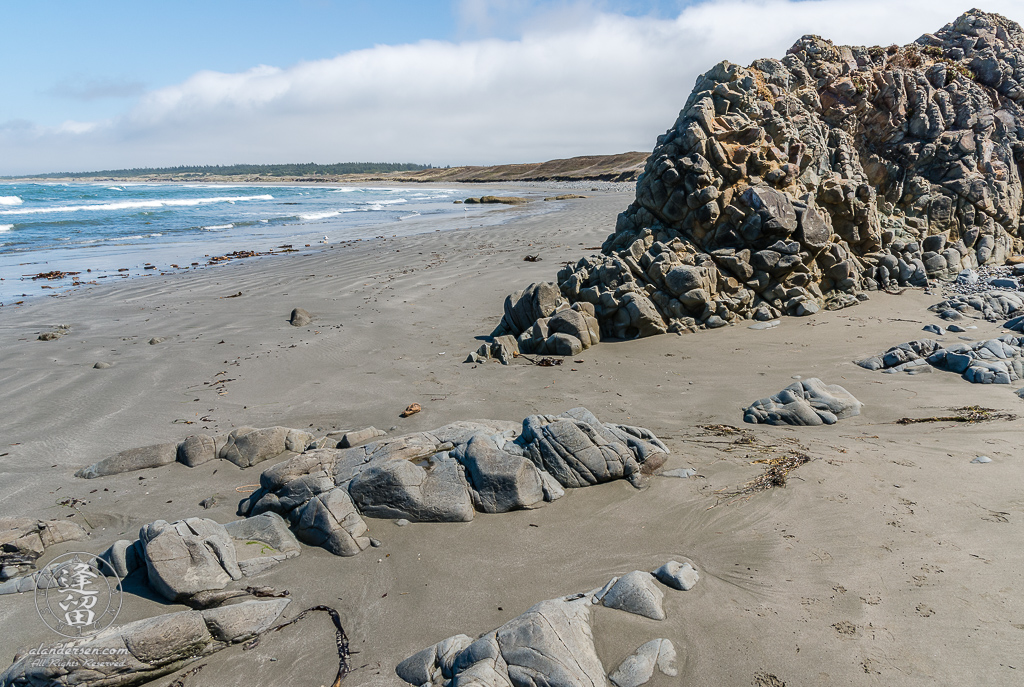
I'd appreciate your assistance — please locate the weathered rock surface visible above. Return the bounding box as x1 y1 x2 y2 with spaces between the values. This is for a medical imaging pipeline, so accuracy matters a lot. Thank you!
397 561 693 687
238 409 667 557
744 378 863 425
857 334 1024 384
0 518 89 580
652 560 700 591
76 426 315 478
224 512 302 576
608 639 678 687
139 518 242 602
601 571 666 620
0 599 289 687
487 11 1024 351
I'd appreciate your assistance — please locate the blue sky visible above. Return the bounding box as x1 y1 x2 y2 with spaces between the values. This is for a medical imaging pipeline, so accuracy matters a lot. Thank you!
2 1 1021 174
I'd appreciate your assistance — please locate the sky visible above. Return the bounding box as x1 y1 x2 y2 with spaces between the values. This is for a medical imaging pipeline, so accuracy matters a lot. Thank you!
2 0 1022 175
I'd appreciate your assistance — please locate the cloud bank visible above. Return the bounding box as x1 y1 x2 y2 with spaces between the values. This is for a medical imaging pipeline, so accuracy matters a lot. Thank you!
3 0 1021 175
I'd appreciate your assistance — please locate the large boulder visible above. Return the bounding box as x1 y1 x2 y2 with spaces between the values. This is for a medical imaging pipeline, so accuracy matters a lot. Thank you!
139 518 242 601
292 488 371 556
75 442 179 478
453 434 546 513
347 452 475 523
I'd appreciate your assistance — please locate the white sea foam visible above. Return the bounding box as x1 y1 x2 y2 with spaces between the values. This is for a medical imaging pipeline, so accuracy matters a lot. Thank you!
0 224 12 232
0 194 273 216
203 224 234 230
299 209 357 221
361 198 407 207
0 196 23 206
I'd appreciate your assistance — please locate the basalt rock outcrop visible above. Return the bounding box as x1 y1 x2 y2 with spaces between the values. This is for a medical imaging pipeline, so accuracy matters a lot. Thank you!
494 10 1024 346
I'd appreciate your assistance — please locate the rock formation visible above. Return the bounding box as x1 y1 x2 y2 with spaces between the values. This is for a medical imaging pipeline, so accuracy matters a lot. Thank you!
396 561 695 687
493 10 1024 346
857 333 1024 384
0 599 290 687
240 408 667 557
0 518 89 583
743 378 863 425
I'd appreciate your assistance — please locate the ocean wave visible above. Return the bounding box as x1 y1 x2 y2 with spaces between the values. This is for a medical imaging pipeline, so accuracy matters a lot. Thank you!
299 209 357 221
0 194 274 216
0 196 23 206
203 224 234 230
0 224 12 232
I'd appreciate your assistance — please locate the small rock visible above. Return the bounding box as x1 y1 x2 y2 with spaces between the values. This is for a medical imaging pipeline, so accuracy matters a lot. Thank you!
748 320 779 330
149 337 165 345
662 468 696 478
922 324 944 335
395 519 410 527
93 362 112 369
652 560 699 591
947 324 966 332
971 456 992 464
608 638 678 687
200 497 218 509
289 308 313 326
602 571 666 620
705 315 728 329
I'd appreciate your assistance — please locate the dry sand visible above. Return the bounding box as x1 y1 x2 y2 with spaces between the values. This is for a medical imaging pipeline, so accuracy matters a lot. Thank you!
1 187 1022 686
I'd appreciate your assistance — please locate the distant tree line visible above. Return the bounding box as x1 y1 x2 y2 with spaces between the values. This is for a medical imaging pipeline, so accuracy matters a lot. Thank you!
15 162 434 179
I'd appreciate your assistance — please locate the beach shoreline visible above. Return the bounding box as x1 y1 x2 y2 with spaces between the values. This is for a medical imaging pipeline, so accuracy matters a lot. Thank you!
1 190 1022 686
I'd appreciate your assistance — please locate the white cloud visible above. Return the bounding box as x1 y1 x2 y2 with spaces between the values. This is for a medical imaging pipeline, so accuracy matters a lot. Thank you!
3 0 1022 175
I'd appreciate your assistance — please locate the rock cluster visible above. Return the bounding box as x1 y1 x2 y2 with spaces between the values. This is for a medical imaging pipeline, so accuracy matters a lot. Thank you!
928 287 1024 320
95 514 300 602
857 333 1024 385
0 599 290 687
396 560 696 687
239 408 667 557
490 11 1024 349
0 518 89 583
743 378 863 425
75 425 318 478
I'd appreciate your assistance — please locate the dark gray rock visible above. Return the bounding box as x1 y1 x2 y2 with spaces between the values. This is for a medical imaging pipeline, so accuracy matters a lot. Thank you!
289 307 313 326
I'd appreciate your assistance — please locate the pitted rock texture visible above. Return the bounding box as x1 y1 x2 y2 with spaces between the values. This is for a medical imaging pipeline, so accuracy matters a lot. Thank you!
496 11 1024 345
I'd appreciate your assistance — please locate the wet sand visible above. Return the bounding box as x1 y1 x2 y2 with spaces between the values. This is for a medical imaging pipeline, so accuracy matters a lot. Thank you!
1 187 1022 686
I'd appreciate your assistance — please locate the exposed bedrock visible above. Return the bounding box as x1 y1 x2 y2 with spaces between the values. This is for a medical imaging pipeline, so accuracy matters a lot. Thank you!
396 561 696 687
491 11 1024 349
237 409 666 557
0 599 290 687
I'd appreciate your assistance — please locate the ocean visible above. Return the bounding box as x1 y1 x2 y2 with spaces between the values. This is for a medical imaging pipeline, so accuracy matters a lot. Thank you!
0 182 542 303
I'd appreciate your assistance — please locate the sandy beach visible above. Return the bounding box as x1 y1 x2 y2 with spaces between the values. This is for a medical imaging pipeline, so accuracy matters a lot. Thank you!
1 186 1022 686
